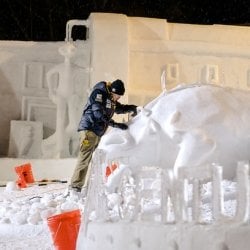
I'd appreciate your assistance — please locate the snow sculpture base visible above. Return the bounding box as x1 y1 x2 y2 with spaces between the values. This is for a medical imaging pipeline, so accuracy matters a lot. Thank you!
78 222 250 250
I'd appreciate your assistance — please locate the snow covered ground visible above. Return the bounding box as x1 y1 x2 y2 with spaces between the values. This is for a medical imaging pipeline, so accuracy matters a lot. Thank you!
0 173 240 250
0 182 84 250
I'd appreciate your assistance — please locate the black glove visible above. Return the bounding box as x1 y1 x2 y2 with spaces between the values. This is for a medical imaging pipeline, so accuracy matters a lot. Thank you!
113 122 128 130
127 105 137 117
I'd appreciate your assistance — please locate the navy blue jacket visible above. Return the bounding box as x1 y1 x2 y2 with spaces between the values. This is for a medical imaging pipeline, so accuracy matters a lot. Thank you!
78 81 133 136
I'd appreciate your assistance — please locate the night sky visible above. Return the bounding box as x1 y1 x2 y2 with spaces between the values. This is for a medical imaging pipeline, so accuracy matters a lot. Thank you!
0 0 249 41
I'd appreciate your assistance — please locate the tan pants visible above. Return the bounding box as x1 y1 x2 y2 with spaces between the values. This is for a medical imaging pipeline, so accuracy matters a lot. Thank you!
70 130 101 189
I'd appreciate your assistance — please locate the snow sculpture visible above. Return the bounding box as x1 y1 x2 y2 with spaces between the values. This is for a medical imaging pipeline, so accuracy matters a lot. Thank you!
82 125 250 231
42 43 85 158
98 84 250 181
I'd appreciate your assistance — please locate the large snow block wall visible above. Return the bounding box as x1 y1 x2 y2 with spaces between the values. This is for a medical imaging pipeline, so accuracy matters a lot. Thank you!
127 18 250 105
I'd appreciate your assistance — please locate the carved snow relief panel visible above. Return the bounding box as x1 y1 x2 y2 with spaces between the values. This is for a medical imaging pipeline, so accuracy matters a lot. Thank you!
8 120 43 158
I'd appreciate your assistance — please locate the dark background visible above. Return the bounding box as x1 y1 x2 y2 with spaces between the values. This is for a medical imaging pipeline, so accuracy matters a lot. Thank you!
0 0 249 41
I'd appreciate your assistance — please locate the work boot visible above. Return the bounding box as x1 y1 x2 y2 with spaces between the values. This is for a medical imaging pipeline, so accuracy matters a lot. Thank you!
81 187 87 197
63 186 82 199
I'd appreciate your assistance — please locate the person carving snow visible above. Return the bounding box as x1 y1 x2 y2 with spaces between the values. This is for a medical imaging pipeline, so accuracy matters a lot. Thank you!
67 79 137 196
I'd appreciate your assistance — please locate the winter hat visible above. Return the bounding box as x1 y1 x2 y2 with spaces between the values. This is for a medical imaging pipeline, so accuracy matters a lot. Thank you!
110 79 125 95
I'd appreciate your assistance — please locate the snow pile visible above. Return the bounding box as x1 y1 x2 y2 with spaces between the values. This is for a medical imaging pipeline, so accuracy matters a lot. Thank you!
0 184 84 226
